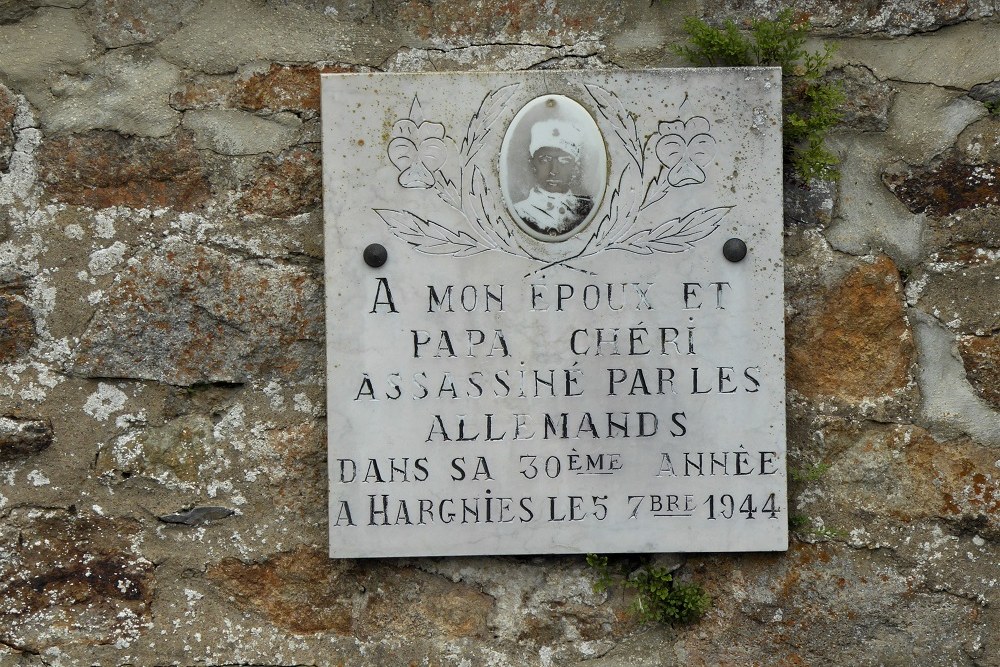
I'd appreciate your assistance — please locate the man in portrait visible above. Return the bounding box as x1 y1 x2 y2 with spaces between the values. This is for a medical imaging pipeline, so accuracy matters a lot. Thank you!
513 119 594 237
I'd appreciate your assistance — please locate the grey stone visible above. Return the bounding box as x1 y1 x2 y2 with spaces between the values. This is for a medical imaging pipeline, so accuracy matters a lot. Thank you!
69 238 323 386
0 7 95 85
158 506 237 525
834 22 1000 89
156 0 398 74
43 50 182 137
0 0 86 24
828 65 895 133
182 109 300 155
912 309 1000 445
884 83 985 165
94 0 199 47
916 259 1000 336
823 133 924 267
784 178 836 226
0 416 53 462
969 79 1000 104
703 0 995 36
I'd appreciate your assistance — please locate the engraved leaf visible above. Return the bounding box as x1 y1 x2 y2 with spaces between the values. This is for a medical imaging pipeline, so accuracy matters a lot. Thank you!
613 206 732 254
462 83 520 164
375 209 486 257
586 161 640 251
408 95 425 126
469 166 525 253
584 84 643 172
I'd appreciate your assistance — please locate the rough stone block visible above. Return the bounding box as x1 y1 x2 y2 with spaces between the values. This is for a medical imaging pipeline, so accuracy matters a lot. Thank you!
787 255 915 402
69 238 323 385
828 65 895 132
0 82 14 171
883 153 1000 218
236 63 341 115
36 131 210 211
43 50 181 137
959 334 1000 409
239 147 321 217
394 0 622 48
0 290 34 362
0 415 52 462
0 510 154 653
94 0 199 47
924 205 1000 264
703 0 995 36
207 546 493 637
917 258 1000 335
182 109 300 155
155 0 397 74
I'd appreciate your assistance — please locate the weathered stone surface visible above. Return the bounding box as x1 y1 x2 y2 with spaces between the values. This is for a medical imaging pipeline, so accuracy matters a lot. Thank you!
883 154 1000 218
43 50 181 137
823 425 1000 533
682 540 993 667
94 0 199 47
703 0 995 36
0 290 34 362
956 115 1000 164
0 415 52 462
913 311 1000 444
158 506 236 525
0 7 95 85
917 258 1000 335
207 546 493 637
787 255 915 402
239 147 321 217
156 0 397 74
823 134 924 266
395 0 622 48
924 205 1000 264
784 178 835 225
70 238 323 385
0 0 86 24
959 335 1000 409
169 75 235 110
182 109 300 155
835 21 1000 89
97 413 216 484
0 82 14 171
828 65 895 132
970 79 1000 104
885 84 985 165
37 131 210 210
235 63 331 114
0 510 154 653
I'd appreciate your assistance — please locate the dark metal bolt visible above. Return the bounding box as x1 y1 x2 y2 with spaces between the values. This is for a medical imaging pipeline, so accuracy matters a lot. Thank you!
723 238 747 263
363 243 388 268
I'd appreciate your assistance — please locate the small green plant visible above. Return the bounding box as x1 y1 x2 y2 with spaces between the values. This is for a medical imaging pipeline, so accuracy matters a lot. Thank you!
985 99 1000 116
586 554 711 625
674 9 844 183
788 461 831 483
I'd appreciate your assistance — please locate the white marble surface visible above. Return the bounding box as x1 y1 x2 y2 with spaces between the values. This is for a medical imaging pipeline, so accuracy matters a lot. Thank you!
323 69 786 557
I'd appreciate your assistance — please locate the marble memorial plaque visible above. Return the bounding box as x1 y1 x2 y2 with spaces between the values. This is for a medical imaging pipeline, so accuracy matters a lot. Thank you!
323 69 787 558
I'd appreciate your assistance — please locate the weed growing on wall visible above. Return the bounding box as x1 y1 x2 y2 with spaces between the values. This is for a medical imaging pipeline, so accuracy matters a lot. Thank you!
586 554 711 625
673 9 844 183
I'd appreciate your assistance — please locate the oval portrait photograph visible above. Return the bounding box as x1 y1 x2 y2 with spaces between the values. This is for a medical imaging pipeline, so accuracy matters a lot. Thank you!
499 94 608 243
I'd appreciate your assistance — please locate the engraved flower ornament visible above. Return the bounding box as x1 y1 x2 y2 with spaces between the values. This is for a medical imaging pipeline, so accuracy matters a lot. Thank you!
387 97 454 189
655 117 717 187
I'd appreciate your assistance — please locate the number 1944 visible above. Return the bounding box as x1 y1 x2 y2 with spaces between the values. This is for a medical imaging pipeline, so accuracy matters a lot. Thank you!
705 493 779 520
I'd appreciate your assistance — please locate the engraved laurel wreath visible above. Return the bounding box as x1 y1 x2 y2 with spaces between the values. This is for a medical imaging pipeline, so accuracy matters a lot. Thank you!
376 83 733 273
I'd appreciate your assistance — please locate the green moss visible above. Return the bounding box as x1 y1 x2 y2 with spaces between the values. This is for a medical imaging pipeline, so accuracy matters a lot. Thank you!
674 9 844 183
587 554 711 625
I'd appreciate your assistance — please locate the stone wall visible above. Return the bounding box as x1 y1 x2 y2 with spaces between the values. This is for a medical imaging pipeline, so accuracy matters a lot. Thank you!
0 1 998 665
